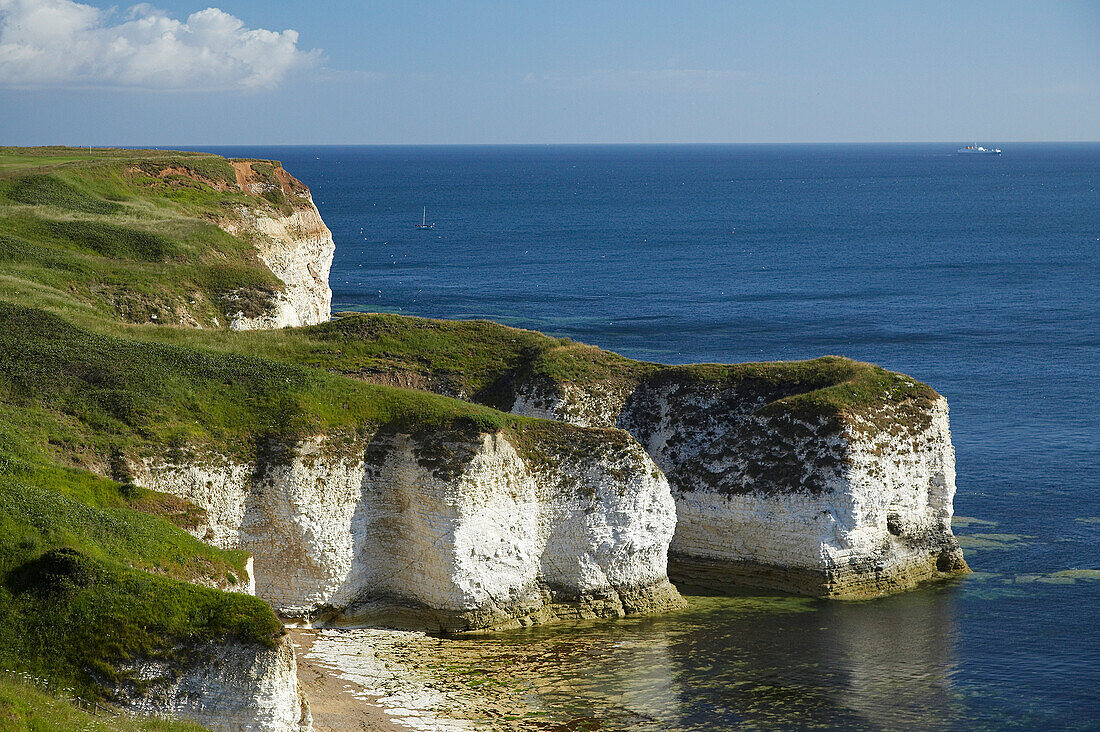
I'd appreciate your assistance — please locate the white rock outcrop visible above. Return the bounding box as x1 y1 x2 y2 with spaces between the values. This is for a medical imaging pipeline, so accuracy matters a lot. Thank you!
509 375 967 598
663 399 965 597
134 426 683 632
115 636 311 732
222 197 334 331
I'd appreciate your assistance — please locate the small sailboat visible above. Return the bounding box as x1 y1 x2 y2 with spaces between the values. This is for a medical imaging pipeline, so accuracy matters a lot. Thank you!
415 207 435 229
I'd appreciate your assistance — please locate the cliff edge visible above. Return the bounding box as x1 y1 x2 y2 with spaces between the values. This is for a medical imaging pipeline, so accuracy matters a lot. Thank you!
220 159 334 330
0 147 332 329
232 313 970 600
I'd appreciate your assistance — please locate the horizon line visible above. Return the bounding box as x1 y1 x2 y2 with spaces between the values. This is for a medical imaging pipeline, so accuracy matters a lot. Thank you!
6 140 1098 150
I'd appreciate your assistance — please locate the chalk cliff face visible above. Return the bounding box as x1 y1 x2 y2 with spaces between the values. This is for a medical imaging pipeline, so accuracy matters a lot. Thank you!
113 636 311 732
133 425 683 633
222 198 334 330
508 375 966 599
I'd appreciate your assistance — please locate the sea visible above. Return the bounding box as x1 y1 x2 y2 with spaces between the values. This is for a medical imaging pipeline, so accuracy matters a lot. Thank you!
194 143 1100 730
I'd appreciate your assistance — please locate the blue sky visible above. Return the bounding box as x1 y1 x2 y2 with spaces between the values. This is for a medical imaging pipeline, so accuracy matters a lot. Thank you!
0 0 1096 145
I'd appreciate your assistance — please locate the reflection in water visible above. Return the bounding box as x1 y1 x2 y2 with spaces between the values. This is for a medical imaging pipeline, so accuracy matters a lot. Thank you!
472 588 960 730
313 580 1096 729
660 590 957 729
824 592 959 727
540 625 683 726
478 622 686 729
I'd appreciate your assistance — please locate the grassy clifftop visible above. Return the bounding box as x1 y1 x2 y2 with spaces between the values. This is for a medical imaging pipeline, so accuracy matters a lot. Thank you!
0 146 314 328
0 302 507 467
122 309 940 432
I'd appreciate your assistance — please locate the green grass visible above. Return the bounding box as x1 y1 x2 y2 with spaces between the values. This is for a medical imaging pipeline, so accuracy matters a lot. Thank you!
0 447 283 700
91 311 641 411
1 546 281 694
1 215 178 261
0 147 234 180
0 672 208 731
0 147 291 328
114 310 937 430
0 148 124 173
0 408 281 700
129 156 238 187
0 303 509 464
0 174 122 215
0 454 248 582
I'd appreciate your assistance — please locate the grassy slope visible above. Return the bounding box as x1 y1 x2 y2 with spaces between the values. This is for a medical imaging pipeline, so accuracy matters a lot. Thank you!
0 391 284 700
0 147 284 327
0 149 307 711
0 303 506 463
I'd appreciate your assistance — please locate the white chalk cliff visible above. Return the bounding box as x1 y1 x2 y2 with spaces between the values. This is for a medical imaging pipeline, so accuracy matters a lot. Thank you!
134 425 683 633
225 204 334 330
218 164 334 330
509 373 967 598
113 636 311 732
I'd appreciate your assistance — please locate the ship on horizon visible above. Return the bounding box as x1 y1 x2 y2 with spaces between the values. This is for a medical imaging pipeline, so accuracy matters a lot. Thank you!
957 143 1002 155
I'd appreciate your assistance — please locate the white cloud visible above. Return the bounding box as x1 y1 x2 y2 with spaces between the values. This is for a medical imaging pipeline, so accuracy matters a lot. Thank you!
0 0 321 90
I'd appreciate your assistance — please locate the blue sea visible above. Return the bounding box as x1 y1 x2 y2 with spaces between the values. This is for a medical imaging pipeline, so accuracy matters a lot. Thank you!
197 143 1100 729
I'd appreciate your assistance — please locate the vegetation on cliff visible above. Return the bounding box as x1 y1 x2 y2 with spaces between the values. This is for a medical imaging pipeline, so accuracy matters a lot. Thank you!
0 303 507 463
0 147 299 328
0 449 283 704
0 671 206 732
129 309 940 433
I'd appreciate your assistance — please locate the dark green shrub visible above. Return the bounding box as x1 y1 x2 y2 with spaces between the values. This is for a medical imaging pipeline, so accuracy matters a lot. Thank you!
6 548 103 598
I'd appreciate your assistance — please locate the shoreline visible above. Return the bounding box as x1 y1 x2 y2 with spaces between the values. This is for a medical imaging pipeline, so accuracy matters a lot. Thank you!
291 629 407 731
288 619 680 731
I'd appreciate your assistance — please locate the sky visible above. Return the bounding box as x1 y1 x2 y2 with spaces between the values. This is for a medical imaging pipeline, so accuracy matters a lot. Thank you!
0 0 1096 145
